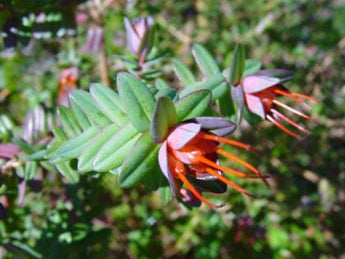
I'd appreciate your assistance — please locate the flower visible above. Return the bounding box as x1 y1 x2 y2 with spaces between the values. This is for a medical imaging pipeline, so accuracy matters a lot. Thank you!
232 69 317 139
58 67 79 107
124 16 154 62
158 117 266 208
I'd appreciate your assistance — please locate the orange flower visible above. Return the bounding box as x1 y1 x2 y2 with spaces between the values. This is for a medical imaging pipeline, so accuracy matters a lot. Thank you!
158 117 267 208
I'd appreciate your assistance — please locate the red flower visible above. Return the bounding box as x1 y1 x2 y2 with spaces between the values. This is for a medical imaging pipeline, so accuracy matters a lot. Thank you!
158 117 267 208
58 67 78 107
232 69 317 139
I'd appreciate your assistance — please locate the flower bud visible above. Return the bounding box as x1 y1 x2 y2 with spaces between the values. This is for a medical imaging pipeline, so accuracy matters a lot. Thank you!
124 16 154 61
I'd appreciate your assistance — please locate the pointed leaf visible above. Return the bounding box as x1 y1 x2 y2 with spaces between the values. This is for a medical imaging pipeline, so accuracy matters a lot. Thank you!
70 90 112 127
78 124 119 172
150 96 178 143
155 78 170 90
90 83 128 127
55 126 101 159
57 106 81 137
176 90 212 121
218 93 236 118
93 123 139 172
229 44 246 85
155 88 179 101
192 44 220 77
119 132 159 188
117 73 155 132
70 99 92 130
172 58 196 85
55 161 80 183
180 73 226 99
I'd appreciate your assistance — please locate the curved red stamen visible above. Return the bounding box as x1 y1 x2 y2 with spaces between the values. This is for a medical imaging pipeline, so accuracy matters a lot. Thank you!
216 148 269 187
178 173 223 208
198 133 262 156
291 92 318 103
267 115 302 139
197 155 268 179
271 109 310 134
273 100 311 120
206 168 256 198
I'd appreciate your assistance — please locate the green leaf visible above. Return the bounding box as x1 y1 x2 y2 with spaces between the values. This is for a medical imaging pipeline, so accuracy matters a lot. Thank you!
90 83 128 127
229 44 246 85
21 150 46 161
218 92 235 117
180 73 227 99
176 90 212 121
155 78 170 90
119 132 159 188
93 123 140 172
150 97 178 143
117 73 156 132
57 106 82 138
172 58 196 85
70 90 112 127
141 160 163 191
77 124 119 172
54 126 101 159
154 88 179 101
24 161 38 180
55 161 79 183
70 99 92 130
244 59 262 76
192 44 220 77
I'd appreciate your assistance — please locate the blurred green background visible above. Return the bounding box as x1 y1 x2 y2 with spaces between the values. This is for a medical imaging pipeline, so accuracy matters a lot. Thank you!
1 0 345 258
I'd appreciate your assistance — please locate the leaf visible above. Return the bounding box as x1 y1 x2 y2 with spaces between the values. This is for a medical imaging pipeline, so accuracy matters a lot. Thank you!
243 59 262 76
77 124 119 172
54 126 101 159
155 78 170 90
117 73 155 132
141 160 164 191
90 83 128 127
154 88 179 101
229 44 246 85
93 123 140 172
119 132 159 188
192 44 220 77
172 58 196 85
70 98 92 130
150 97 178 143
70 90 112 127
55 161 80 183
57 106 81 138
180 73 226 99
21 150 46 161
218 92 235 118
24 161 38 180
176 90 212 121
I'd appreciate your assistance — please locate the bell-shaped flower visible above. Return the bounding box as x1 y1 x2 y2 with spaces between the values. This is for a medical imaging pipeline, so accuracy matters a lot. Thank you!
158 117 266 208
124 16 154 62
58 67 79 107
232 69 317 139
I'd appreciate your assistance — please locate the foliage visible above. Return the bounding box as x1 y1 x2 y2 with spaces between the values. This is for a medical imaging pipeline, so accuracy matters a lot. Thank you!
1 0 345 258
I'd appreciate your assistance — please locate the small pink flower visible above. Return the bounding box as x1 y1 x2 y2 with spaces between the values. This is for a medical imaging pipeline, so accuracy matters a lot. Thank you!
158 117 266 208
124 17 154 61
232 69 317 139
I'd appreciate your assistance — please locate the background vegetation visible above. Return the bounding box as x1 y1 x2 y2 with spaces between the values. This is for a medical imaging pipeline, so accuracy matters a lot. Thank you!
1 0 345 258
